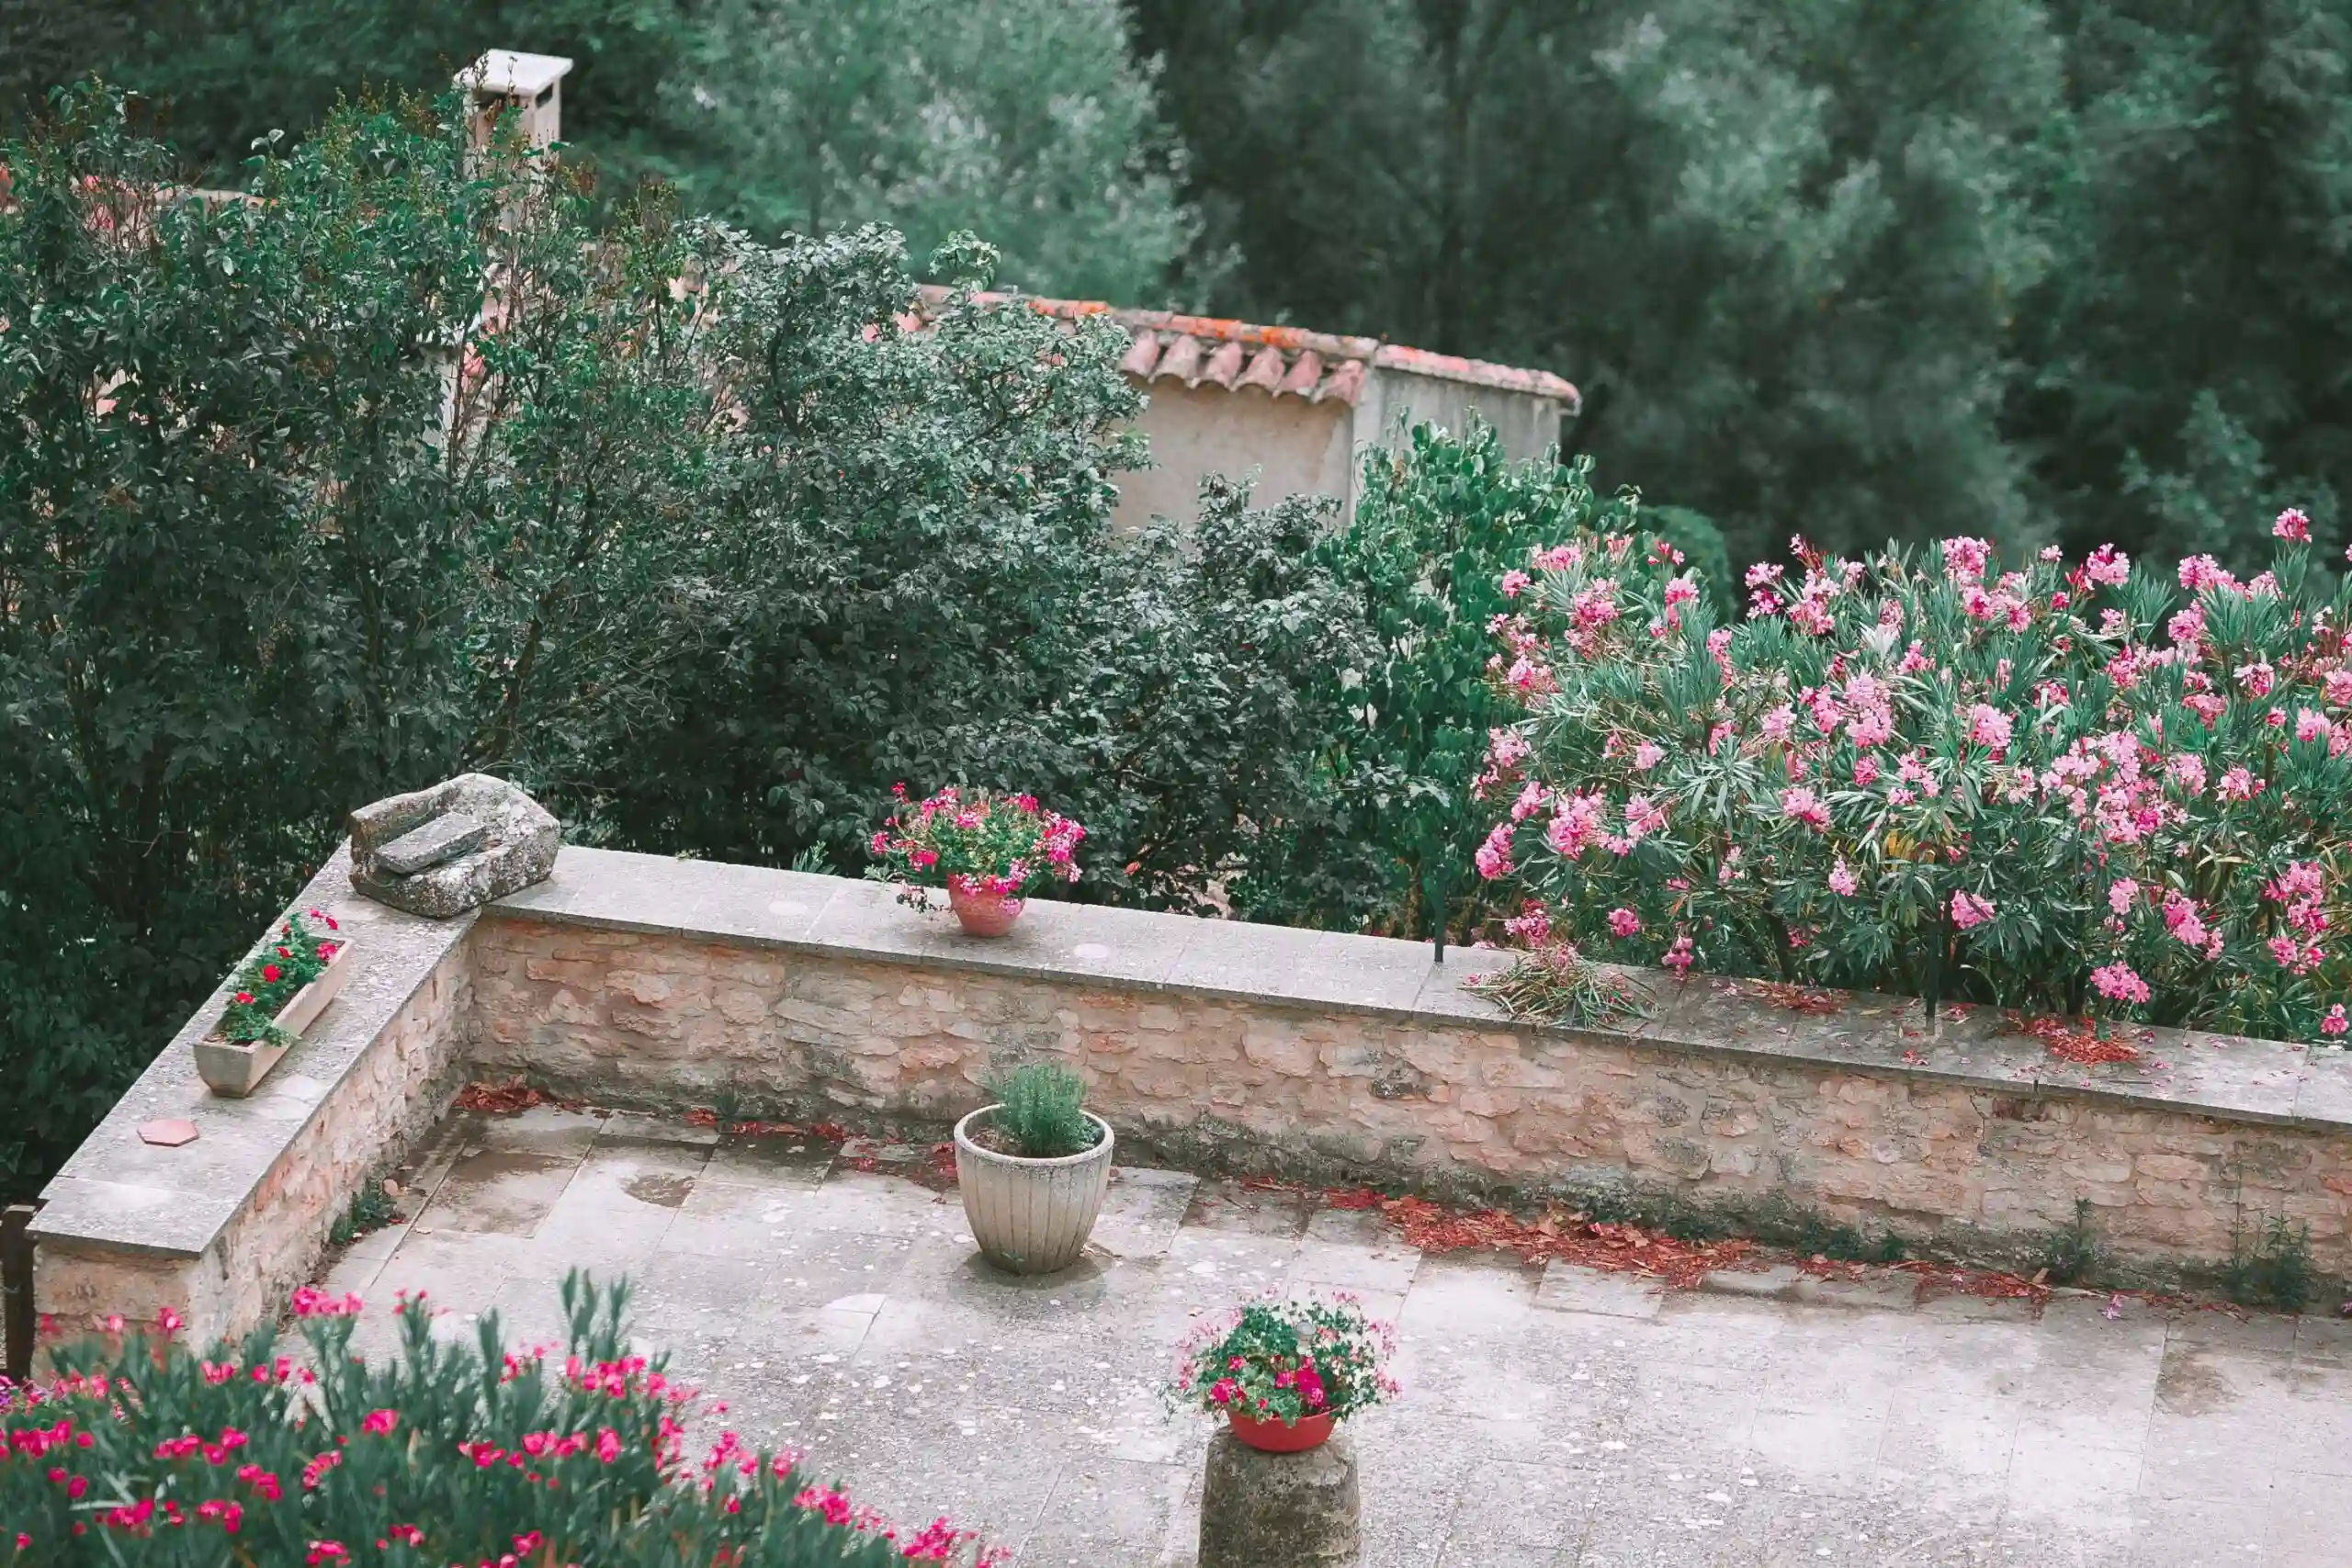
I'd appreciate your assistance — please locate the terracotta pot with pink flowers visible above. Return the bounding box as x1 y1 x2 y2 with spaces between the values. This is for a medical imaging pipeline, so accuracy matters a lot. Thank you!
1166 1294 1399 1453
866 785 1083 938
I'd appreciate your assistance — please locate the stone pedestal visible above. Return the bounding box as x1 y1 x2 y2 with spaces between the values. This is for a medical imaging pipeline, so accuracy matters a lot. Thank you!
1199 1427 1361 1568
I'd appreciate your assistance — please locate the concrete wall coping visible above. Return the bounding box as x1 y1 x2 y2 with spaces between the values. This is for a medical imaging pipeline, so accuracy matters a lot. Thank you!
29 849 476 1262
490 846 2352 1139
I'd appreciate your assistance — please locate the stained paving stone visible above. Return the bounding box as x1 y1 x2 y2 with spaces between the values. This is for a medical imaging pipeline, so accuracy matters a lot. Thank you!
335 1120 2352 1567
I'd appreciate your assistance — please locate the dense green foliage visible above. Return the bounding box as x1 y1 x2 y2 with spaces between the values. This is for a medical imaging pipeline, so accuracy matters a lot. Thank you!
0 0 1195 301
8 2 2347 571
2 1277 991 1562
1236 424 1647 937
0 91 1345 1199
1136 0 2352 575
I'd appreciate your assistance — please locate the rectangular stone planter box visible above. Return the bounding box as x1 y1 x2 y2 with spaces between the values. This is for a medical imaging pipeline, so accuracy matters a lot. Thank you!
194 937 356 1098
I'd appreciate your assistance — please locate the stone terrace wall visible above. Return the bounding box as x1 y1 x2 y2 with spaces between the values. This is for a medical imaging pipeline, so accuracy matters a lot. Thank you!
40 841 2352 1349
472 849 2352 1282
29 852 478 1348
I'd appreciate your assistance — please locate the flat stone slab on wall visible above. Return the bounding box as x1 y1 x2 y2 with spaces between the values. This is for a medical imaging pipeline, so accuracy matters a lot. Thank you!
470 848 2352 1281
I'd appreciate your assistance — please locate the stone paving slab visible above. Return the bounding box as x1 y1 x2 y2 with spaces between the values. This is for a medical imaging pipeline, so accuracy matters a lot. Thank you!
330 1110 2352 1567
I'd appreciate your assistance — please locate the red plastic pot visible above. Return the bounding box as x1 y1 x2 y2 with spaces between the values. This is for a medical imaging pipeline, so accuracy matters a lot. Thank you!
1225 1408 1334 1453
946 884 1024 937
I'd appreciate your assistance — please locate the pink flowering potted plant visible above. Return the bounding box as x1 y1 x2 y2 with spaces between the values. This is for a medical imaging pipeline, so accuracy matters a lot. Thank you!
867 784 1083 937
194 906 354 1096
1166 1294 1398 1453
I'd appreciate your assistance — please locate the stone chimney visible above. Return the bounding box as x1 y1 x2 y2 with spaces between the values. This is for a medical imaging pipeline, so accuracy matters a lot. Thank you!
458 51 574 153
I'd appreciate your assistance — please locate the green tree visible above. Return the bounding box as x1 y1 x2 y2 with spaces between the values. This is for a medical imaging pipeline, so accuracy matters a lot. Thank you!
1132 0 2065 568
2021 0 2352 566
658 0 1200 299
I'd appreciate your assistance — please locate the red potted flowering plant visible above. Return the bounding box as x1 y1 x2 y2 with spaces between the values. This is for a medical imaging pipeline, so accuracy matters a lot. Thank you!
866 785 1083 937
1166 1295 1399 1453
193 906 354 1097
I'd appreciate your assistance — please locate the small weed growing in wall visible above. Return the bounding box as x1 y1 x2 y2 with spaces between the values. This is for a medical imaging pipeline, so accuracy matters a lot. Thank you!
2221 1214 2312 1310
328 1181 399 1247
979 1063 1098 1158
2039 1199 2105 1286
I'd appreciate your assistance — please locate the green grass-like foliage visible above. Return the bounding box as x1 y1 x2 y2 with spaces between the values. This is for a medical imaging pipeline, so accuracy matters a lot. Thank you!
1462 943 1650 1030
0 1274 994 1562
983 1062 1097 1158
2221 1214 2311 1311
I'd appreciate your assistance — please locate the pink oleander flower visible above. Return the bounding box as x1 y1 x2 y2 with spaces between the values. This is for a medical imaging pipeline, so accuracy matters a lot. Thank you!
1530 540 1580 571
1487 727 1531 771
1966 704 2013 751
1781 786 1829 830
2324 1005 2347 1038
1498 569 1532 598
1504 902 1551 942
1474 822 1515 881
1828 859 1858 897
1662 933 1694 975
1950 890 1995 931
2167 754 2207 795
2275 507 2312 543
2084 545 2131 586
1939 536 1991 584
2218 766 2262 802
1606 907 1641 938
2235 660 2274 698
2297 708 2332 744
2092 962 2151 1005
1760 705 1796 744
1852 754 1880 786
1634 741 1664 771
2108 879 2138 915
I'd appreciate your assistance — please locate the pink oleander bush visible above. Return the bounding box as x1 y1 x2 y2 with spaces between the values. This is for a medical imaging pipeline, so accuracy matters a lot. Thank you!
1472 510 2352 1044
2 1277 1001 1565
866 785 1083 906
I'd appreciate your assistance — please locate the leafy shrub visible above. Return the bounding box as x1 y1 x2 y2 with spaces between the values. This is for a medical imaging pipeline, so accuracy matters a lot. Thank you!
1235 422 1639 936
0 1277 999 1562
979 1063 1096 1158
1474 511 2352 1043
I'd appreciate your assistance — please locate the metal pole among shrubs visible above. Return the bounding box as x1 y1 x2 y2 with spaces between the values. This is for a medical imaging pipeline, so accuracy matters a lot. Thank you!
2 1202 39 1381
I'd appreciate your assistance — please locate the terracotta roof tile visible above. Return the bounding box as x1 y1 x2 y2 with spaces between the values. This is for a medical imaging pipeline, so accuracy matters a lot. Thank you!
1155 333 1204 386
1235 344 1285 393
1118 331 1162 378
911 284 1577 413
1201 340 1246 389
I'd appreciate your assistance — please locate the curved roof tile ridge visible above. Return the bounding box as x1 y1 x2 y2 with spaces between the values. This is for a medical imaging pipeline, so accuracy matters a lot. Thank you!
909 284 1577 411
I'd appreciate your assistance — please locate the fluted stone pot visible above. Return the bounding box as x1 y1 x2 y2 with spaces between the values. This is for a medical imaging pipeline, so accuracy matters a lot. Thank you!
952 1107 1114 1274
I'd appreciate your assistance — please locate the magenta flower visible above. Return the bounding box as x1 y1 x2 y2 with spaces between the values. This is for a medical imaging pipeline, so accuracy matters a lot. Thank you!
1606 907 1640 938
2275 507 2312 542
1474 822 1515 881
1827 860 1858 897
1950 890 1995 931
